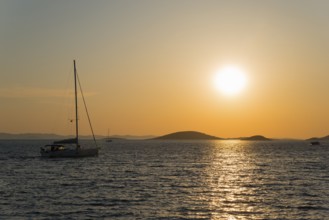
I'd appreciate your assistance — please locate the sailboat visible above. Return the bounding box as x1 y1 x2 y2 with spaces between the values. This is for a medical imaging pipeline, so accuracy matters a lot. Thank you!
106 128 112 142
40 60 99 157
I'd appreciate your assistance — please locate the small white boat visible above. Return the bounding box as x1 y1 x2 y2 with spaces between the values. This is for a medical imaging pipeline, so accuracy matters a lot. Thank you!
40 60 99 158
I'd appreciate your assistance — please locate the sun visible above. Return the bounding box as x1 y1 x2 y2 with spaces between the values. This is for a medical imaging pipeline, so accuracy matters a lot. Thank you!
214 66 248 96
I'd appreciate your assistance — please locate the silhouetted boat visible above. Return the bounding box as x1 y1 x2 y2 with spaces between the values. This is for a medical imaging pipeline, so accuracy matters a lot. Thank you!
40 60 99 157
310 141 320 146
106 128 112 142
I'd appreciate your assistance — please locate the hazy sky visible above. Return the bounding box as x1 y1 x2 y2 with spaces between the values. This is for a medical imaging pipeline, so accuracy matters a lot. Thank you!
1 0 329 139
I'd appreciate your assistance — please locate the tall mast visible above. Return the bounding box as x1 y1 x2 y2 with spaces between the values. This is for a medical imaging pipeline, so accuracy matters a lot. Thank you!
74 60 79 146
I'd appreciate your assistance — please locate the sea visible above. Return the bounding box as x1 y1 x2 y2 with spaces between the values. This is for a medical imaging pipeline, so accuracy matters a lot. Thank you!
0 139 328 220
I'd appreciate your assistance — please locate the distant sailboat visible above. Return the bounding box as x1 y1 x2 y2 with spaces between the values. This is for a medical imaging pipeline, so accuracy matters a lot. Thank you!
106 128 112 142
40 60 99 157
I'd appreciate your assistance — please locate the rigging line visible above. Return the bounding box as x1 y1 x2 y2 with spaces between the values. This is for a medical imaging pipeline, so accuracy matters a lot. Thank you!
76 71 98 148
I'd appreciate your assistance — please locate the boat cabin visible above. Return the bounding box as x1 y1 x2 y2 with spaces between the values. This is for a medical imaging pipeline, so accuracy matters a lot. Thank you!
41 144 66 152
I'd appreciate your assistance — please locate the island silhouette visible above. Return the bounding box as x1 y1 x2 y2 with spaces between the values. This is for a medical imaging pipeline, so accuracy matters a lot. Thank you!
154 131 223 140
153 131 271 141
2 131 324 141
239 135 272 141
306 135 329 142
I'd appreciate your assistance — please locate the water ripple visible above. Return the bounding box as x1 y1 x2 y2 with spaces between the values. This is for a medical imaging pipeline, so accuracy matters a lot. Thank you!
0 140 329 219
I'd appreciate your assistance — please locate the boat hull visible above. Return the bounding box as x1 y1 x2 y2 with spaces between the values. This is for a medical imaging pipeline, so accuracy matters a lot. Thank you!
40 147 98 158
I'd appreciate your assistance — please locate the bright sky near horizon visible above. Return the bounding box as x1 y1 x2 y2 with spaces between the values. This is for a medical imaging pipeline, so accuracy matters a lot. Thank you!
1 0 329 139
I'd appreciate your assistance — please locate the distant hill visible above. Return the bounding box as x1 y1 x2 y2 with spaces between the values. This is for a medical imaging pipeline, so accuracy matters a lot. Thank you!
239 135 272 141
154 131 272 141
109 135 156 140
0 132 99 140
154 131 222 140
306 135 329 141
0 132 69 140
0 132 155 140
0 132 272 141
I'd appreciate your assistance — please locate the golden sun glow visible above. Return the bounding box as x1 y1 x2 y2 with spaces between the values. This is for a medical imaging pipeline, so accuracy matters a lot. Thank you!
214 66 248 96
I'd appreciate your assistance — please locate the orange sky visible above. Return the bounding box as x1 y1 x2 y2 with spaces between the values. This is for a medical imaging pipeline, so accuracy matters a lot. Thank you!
1 1 329 139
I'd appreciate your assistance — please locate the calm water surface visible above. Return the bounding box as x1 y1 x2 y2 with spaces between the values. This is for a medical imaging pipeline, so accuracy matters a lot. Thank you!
0 140 328 219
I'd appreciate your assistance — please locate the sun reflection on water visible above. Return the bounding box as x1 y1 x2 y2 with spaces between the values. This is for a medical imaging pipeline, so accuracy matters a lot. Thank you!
205 140 263 219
